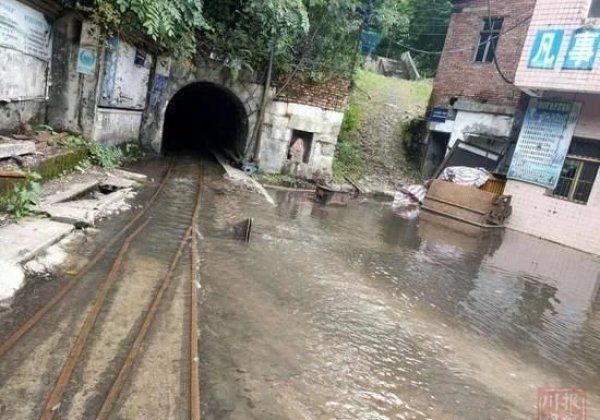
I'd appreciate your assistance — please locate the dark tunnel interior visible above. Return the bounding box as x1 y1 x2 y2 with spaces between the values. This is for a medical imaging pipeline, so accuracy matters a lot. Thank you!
162 82 249 156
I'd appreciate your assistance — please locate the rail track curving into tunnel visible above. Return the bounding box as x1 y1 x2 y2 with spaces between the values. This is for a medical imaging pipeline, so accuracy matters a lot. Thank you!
0 156 211 419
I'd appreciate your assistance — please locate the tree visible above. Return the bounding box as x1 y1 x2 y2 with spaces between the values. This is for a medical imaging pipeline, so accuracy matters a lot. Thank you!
376 0 452 76
198 0 309 78
89 0 207 58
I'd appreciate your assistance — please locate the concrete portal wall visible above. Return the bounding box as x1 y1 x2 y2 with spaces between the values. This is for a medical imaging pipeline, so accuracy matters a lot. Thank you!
47 16 101 138
94 108 143 146
505 174 600 255
260 101 344 177
140 57 268 155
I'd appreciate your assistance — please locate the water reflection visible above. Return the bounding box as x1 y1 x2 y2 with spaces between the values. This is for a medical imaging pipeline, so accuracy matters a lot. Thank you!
199 187 600 419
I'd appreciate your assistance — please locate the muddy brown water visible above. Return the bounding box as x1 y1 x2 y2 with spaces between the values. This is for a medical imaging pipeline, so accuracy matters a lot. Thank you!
0 156 598 419
197 177 600 419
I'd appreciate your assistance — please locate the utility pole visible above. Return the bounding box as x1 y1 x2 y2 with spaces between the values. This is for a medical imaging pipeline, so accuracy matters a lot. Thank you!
252 46 275 164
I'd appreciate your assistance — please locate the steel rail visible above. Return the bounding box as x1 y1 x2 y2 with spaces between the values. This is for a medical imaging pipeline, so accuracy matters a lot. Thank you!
39 219 151 420
189 168 203 420
95 160 204 420
0 161 174 360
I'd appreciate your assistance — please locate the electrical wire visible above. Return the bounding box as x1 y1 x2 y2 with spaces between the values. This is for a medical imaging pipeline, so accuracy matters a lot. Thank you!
392 13 532 55
487 0 516 84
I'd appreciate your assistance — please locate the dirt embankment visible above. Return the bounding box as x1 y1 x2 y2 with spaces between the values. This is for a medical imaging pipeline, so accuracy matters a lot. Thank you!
334 70 432 192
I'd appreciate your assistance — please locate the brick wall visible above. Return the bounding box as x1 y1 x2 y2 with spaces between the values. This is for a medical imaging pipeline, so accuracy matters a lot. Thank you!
515 0 600 92
505 173 600 255
274 77 350 112
431 0 536 107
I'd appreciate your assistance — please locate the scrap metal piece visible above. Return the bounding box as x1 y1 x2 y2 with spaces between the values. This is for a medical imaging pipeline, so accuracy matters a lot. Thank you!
233 218 253 242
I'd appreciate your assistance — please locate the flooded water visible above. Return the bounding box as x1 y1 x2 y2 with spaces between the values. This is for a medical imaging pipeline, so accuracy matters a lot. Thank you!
198 182 600 419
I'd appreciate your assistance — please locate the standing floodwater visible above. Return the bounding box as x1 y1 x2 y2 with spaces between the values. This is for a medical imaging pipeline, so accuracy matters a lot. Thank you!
198 184 600 419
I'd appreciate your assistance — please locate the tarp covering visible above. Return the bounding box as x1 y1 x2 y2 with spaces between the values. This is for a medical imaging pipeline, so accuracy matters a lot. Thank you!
439 167 491 187
392 185 427 219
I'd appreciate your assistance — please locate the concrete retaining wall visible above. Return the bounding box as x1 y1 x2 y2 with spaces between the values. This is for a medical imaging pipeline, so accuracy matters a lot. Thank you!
260 101 344 178
140 57 268 155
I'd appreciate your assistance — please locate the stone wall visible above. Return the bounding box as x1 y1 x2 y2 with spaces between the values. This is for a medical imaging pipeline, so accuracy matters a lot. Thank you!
260 101 344 178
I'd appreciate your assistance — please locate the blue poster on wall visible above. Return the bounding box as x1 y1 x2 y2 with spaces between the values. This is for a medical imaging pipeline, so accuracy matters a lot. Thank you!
563 28 600 70
528 29 564 69
508 99 582 189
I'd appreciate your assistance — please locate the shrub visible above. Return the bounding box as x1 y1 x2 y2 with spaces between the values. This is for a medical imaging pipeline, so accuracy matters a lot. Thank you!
332 104 365 182
0 172 43 218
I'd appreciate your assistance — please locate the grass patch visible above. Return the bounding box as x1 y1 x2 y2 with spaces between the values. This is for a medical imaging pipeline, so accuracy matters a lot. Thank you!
0 171 42 218
331 70 432 183
255 172 313 189
0 135 144 218
61 135 144 170
332 103 364 182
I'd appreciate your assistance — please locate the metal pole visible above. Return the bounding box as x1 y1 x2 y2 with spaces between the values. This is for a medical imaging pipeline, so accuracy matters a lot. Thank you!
253 46 275 164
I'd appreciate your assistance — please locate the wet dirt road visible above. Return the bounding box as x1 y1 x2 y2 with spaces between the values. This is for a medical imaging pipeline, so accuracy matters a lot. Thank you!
0 155 599 419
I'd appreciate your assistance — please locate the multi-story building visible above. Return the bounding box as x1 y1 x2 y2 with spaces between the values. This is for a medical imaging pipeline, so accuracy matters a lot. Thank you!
423 0 536 177
425 0 600 255
506 0 600 254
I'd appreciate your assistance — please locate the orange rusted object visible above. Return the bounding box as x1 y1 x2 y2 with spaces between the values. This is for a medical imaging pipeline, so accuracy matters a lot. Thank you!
40 220 150 420
96 162 205 420
0 161 174 362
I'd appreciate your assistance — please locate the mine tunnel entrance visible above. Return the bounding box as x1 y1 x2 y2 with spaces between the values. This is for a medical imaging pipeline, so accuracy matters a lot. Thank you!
162 82 249 156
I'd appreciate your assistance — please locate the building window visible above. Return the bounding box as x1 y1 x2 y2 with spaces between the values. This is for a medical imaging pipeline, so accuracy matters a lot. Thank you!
553 158 599 204
475 17 504 63
590 0 600 17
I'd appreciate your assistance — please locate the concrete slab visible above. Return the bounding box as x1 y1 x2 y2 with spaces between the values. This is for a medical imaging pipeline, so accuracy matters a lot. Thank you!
0 218 74 264
212 151 276 206
100 176 138 191
42 181 99 206
95 188 134 212
41 188 133 227
41 203 95 227
0 261 24 303
0 141 36 159
112 168 148 182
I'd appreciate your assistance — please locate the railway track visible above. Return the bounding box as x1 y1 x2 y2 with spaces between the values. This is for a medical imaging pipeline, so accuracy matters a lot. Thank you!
0 158 205 419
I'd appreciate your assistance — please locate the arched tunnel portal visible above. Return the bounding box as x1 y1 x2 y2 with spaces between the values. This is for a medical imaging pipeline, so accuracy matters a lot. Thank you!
162 82 249 156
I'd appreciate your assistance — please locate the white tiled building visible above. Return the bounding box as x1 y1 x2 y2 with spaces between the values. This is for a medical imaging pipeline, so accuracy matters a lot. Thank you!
507 0 600 255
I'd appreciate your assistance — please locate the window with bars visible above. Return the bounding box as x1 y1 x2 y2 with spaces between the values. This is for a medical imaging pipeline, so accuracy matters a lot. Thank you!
552 138 600 204
589 0 600 17
475 17 504 62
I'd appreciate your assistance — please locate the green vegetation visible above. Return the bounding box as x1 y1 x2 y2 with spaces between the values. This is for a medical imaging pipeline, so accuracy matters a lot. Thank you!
73 0 424 79
89 0 206 59
376 0 452 76
0 172 42 218
332 103 364 182
399 118 428 172
62 135 143 170
255 172 313 189
332 70 432 183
